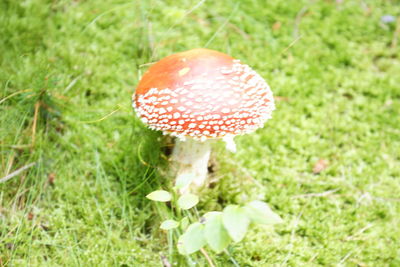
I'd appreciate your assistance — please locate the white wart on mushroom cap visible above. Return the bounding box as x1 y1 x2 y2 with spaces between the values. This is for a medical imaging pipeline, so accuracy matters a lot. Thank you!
133 48 275 140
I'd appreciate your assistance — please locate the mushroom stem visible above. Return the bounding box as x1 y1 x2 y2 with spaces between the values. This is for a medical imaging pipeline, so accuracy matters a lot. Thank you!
172 138 212 192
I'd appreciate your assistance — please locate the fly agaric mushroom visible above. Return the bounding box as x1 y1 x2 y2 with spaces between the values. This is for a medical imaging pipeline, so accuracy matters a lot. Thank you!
133 48 275 191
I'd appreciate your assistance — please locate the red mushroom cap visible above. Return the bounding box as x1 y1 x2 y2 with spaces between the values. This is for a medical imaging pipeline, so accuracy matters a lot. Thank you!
133 48 275 140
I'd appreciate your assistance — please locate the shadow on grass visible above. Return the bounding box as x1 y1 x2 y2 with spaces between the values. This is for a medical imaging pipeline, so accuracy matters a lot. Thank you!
102 116 169 210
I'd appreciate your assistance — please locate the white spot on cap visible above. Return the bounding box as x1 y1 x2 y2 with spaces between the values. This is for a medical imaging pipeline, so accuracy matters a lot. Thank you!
220 69 233 74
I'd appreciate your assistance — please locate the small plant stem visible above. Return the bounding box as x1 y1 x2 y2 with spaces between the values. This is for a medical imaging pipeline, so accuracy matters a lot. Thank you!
31 101 40 148
173 194 182 219
200 248 216 267
0 89 32 104
167 230 173 263
176 206 183 219
224 249 240 267
193 206 201 220
184 210 196 223
0 162 36 184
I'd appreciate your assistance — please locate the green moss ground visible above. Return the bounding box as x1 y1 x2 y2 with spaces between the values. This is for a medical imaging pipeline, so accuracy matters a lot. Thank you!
1 0 400 266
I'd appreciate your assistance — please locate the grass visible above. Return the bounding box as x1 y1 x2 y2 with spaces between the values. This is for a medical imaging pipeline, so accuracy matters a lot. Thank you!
1 0 400 266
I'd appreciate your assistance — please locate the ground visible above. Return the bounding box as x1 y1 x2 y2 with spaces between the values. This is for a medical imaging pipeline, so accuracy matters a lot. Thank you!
1 0 400 266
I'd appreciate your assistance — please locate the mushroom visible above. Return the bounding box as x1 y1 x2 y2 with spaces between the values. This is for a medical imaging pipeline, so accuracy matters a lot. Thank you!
133 48 275 191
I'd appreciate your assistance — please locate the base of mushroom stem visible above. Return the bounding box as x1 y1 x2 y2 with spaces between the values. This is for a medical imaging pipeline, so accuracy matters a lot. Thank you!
171 138 212 192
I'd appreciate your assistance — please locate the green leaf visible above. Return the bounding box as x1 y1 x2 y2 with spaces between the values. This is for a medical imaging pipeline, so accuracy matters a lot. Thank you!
204 212 231 253
146 190 172 202
222 205 250 243
177 222 206 255
175 173 196 189
160 219 179 230
244 200 283 225
177 193 199 210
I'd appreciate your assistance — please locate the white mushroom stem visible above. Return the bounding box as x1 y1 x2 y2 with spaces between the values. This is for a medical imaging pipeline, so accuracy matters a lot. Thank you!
172 138 212 192
171 136 237 193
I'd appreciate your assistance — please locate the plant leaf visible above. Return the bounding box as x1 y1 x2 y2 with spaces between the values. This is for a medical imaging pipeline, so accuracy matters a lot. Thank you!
244 200 283 225
160 219 179 230
146 190 172 202
204 212 231 253
177 222 206 255
177 193 199 210
222 205 250 243
175 173 196 189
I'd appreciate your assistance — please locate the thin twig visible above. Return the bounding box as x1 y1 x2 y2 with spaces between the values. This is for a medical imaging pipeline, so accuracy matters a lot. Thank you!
0 89 32 105
228 23 250 40
63 75 82 93
82 2 135 32
307 252 319 263
204 3 240 47
224 249 240 267
339 252 352 265
151 0 207 60
200 248 216 267
280 35 302 55
77 106 121 124
344 224 373 241
4 144 32 150
0 162 36 184
293 6 308 38
184 0 207 16
5 152 15 176
292 189 339 198
31 101 40 147
139 61 157 68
